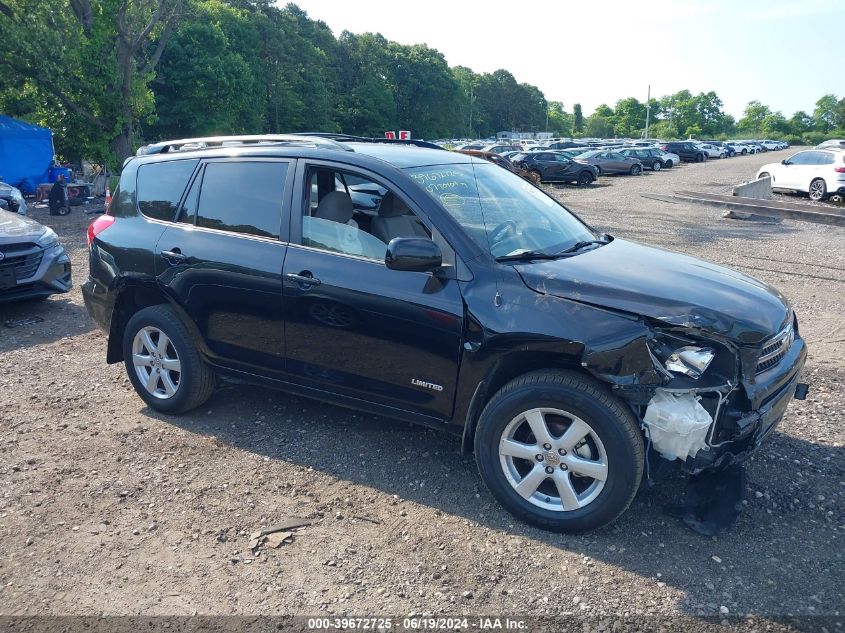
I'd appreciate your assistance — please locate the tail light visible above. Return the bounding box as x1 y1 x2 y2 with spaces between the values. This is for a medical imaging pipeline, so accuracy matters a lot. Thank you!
659 145 668 151
834 166 845 173
87 214 116 246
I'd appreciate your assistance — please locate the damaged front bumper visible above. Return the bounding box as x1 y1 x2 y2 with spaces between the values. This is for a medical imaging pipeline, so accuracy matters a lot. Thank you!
684 336 807 473
608 324 808 475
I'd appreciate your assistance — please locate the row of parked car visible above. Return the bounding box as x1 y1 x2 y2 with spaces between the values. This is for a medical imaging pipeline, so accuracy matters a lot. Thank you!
453 138 789 185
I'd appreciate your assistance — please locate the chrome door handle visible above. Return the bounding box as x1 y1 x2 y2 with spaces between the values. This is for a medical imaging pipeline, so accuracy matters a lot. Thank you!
161 249 187 265
286 272 321 287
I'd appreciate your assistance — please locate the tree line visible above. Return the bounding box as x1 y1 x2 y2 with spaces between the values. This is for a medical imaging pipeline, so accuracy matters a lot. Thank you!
1 0 843 168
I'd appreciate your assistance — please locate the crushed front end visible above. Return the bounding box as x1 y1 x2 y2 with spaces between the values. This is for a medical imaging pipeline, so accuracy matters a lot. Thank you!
593 313 808 475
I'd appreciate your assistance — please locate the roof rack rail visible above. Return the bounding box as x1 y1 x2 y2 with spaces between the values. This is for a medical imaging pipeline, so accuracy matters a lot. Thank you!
135 134 353 156
292 133 445 151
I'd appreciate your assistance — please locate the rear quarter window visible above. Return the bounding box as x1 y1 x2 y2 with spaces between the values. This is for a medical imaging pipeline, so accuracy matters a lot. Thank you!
136 159 199 221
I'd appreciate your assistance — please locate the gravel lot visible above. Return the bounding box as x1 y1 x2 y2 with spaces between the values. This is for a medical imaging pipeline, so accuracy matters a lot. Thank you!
0 149 842 625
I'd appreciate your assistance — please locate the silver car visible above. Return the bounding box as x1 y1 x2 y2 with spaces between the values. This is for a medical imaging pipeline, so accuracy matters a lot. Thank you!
0 209 72 303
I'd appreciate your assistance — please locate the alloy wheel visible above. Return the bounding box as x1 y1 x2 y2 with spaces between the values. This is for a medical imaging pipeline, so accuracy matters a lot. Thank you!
132 326 182 399
809 179 826 201
498 407 608 512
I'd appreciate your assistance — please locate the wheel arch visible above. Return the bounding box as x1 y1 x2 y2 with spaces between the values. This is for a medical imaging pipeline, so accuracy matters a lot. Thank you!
106 281 208 364
460 351 587 454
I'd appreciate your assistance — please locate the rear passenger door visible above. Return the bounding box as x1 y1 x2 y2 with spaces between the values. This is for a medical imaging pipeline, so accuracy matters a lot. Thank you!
154 158 294 376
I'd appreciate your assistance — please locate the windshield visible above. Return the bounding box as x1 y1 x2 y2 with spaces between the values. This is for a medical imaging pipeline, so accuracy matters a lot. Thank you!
577 150 602 159
407 163 595 259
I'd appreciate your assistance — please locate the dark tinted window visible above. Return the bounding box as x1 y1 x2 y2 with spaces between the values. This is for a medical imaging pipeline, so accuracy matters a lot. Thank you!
136 159 198 221
788 152 810 165
178 173 200 224
196 161 287 238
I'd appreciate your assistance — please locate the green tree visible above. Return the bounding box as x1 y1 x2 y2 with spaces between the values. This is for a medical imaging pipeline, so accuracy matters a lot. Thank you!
612 97 646 138
737 100 772 136
149 0 263 139
0 0 183 164
813 93 839 132
573 103 583 134
546 101 572 136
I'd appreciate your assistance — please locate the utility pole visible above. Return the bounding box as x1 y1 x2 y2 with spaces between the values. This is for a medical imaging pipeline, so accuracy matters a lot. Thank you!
545 104 549 133
468 83 474 138
644 84 651 139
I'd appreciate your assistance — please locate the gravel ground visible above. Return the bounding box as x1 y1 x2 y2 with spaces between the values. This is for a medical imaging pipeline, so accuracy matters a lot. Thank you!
0 150 842 624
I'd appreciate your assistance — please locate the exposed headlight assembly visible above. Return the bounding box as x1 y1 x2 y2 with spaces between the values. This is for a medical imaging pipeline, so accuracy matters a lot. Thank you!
664 346 715 379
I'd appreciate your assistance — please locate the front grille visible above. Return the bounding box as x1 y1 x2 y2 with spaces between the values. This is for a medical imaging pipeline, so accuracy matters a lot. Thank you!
756 324 793 374
0 242 37 255
0 250 43 281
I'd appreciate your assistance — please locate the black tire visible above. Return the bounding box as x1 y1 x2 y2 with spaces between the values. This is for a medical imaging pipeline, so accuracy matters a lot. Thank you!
651 160 661 171
594 165 602 176
808 178 827 201
664 159 673 168
630 164 642 175
122 304 216 414
741 149 747 155
50 205 70 216
577 171 594 185
695 153 704 163
758 172 770 181
529 170 542 183
474 370 644 533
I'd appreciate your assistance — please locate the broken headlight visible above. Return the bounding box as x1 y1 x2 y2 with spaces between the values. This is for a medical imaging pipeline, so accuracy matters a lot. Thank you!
664 346 715 379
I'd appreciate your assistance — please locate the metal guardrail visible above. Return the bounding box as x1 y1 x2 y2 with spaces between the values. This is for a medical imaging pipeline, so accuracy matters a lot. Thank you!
641 191 845 227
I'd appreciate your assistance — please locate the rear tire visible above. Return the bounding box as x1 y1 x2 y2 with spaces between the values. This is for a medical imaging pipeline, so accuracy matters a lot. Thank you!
808 178 827 201
123 305 216 414
474 370 644 533
529 170 542 184
695 153 704 163
741 149 747 155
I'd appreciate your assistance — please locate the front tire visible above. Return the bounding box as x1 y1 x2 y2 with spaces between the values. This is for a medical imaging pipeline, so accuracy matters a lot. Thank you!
123 305 216 414
529 170 542 184
809 178 827 201
630 164 642 175
664 159 673 168
474 370 644 533
651 161 661 171
695 153 704 163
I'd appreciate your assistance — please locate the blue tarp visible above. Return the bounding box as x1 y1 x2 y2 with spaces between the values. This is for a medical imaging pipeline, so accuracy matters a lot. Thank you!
0 115 54 195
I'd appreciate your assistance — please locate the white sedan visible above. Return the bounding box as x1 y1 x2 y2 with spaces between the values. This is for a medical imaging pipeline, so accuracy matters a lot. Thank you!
757 148 845 201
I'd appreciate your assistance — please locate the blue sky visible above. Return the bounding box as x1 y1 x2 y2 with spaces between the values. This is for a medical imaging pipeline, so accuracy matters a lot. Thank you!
286 0 842 118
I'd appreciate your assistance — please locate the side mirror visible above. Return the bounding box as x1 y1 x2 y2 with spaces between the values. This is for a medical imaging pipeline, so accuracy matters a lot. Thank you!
385 237 442 273
781 159 789 165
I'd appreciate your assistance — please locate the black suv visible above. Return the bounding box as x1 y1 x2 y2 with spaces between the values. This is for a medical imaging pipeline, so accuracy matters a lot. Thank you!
511 152 598 184
83 134 808 533
660 141 706 163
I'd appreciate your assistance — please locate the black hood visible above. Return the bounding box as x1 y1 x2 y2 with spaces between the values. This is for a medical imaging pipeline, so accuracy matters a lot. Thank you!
0 209 46 242
515 239 790 344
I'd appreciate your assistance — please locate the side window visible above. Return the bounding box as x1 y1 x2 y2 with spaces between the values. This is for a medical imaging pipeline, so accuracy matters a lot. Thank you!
813 151 834 165
136 159 198 221
788 152 808 165
301 166 429 262
196 161 287 239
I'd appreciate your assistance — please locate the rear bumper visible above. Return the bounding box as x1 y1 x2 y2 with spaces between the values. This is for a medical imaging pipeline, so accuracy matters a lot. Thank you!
81 277 112 332
0 244 72 304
